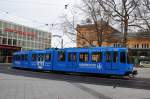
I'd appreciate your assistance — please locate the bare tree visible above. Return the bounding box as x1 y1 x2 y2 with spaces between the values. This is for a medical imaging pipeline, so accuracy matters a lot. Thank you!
79 0 112 46
61 0 140 47
97 0 140 47
60 14 95 47
134 0 150 30
61 0 112 47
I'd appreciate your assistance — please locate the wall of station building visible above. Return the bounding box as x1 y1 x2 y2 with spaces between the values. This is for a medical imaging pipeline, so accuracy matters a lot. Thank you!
0 19 51 63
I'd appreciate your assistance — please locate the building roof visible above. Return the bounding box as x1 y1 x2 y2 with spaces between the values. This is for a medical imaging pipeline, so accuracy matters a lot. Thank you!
106 31 150 40
77 20 119 32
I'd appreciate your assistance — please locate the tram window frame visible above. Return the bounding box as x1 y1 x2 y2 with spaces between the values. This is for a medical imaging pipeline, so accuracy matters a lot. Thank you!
113 51 118 63
21 54 24 61
58 51 66 62
16 55 20 61
15 55 18 61
32 54 37 61
14 55 18 61
21 54 28 61
24 54 28 61
79 52 89 62
68 52 76 62
21 55 24 61
45 53 51 61
38 54 44 61
120 52 126 63
91 52 102 62
13 55 16 60
106 51 111 62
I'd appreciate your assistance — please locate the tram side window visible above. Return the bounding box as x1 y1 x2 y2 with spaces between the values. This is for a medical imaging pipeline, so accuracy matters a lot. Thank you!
14 55 18 61
21 55 23 61
16 55 20 61
92 52 102 62
24 54 28 61
45 54 51 61
38 54 44 61
68 53 76 62
113 52 118 63
13 55 16 60
79 53 89 62
120 52 126 63
58 51 65 62
106 52 111 62
21 54 28 61
32 54 37 61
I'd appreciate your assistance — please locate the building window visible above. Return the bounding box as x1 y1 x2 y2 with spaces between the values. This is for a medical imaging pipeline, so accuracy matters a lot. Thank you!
13 39 17 46
135 44 139 48
0 37 2 44
2 38 7 44
0 21 2 28
137 44 139 48
142 43 149 48
113 43 122 47
8 39 12 45
0 29 3 36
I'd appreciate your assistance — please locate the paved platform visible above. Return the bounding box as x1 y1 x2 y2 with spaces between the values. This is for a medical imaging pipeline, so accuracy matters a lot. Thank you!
0 65 150 99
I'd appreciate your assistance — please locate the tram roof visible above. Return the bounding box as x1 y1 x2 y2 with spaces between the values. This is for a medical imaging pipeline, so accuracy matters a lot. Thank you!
13 49 54 55
64 47 127 51
13 47 128 55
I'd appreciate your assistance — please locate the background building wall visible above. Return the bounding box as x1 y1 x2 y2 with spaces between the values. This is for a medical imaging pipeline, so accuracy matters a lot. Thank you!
76 23 119 47
0 20 51 50
0 19 51 63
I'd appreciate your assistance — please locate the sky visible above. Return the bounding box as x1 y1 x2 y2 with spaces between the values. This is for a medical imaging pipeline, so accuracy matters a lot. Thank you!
0 0 79 48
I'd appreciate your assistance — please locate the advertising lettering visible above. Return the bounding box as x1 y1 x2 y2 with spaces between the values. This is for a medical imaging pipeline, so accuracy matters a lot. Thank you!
4 28 36 37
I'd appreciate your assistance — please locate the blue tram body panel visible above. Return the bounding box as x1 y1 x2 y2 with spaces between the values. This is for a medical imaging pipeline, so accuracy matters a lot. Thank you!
12 51 30 68
12 47 135 76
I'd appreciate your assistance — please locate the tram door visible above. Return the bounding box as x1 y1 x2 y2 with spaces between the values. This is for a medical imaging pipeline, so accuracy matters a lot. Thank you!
54 50 66 71
105 51 112 70
37 54 44 69
67 52 77 71
111 51 119 70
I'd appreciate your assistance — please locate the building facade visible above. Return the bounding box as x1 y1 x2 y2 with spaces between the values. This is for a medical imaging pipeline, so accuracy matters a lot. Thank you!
0 19 51 63
76 22 119 47
77 23 150 64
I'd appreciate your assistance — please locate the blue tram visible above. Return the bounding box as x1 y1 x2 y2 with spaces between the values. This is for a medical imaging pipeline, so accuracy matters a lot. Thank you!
12 47 137 76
